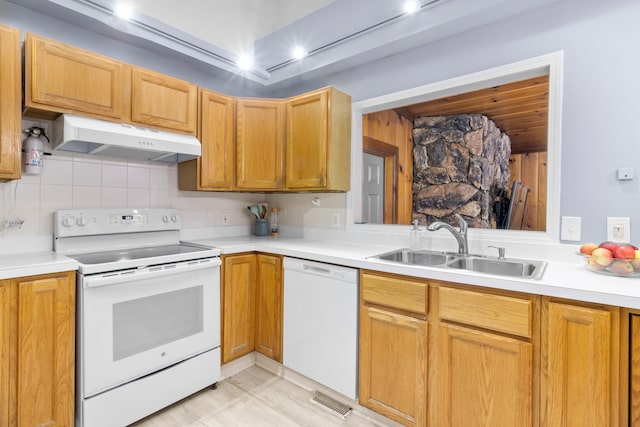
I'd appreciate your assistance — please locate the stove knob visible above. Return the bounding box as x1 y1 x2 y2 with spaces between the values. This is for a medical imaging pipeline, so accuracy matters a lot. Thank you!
62 217 74 228
162 215 169 223
76 217 89 227
170 214 178 223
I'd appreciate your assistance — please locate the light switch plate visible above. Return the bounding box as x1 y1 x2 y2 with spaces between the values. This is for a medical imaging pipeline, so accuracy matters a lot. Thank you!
607 217 631 242
561 216 581 241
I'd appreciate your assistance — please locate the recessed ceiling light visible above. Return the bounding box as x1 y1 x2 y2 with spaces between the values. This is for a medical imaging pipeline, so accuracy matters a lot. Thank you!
237 54 254 70
292 46 307 60
113 3 134 20
403 0 420 14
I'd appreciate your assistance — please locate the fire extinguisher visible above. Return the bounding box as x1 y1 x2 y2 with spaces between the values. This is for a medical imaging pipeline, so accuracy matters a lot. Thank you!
22 126 49 175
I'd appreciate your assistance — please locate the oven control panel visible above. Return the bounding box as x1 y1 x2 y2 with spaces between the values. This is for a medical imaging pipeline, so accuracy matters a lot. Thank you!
54 209 181 237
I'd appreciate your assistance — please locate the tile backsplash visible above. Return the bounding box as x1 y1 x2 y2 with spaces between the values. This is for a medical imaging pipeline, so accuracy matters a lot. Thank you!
0 149 259 238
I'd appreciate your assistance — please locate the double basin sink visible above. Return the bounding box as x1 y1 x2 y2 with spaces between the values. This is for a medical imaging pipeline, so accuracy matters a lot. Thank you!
368 248 547 280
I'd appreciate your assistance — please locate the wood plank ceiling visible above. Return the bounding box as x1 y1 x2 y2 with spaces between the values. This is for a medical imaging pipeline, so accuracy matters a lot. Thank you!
394 75 549 154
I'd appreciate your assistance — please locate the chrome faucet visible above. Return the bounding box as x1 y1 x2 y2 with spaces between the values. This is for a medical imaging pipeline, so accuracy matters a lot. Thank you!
427 214 469 254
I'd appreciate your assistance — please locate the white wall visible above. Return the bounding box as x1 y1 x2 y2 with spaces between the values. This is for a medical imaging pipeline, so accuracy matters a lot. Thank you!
268 0 640 243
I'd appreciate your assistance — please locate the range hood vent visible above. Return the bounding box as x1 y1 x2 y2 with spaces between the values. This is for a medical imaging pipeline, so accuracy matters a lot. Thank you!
52 114 201 163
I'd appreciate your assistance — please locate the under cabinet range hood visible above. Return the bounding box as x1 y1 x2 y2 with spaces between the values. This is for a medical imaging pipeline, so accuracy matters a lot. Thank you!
52 114 201 163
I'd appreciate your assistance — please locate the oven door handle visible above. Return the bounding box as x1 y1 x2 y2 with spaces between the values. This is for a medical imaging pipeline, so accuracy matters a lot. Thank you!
83 257 221 288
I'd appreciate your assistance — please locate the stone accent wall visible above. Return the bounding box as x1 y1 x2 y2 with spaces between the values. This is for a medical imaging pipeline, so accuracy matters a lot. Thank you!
412 114 511 228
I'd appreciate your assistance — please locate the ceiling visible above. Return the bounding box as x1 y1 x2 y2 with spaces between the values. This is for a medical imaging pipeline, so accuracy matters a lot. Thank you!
11 0 561 86
394 75 550 154
123 0 337 57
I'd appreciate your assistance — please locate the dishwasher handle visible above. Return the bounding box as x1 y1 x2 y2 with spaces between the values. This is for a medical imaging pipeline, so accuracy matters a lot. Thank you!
283 257 358 283
302 264 332 275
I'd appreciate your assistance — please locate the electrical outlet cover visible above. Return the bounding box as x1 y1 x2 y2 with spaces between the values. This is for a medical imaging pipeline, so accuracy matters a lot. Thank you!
607 217 631 242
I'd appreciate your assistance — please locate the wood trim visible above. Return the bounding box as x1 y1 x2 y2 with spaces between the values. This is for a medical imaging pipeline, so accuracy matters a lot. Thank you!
363 136 398 224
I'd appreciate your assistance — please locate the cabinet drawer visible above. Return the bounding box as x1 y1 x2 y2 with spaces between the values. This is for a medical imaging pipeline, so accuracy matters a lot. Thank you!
361 272 427 315
438 286 532 338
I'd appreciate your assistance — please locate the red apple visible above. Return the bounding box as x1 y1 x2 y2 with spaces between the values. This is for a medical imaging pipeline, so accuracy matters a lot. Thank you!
580 242 598 255
608 260 634 275
613 244 636 260
598 241 619 252
591 247 614 266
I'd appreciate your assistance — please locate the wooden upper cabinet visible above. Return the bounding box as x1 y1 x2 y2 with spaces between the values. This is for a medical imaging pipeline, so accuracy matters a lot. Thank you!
286 87 351 191
130 66 197 134
24 33 197 135
0 24 21 181
24 32 126 120
178 89 234 191
236 98 285 190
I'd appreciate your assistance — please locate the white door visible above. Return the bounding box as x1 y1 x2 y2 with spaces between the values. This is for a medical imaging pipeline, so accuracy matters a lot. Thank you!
363 152 384 223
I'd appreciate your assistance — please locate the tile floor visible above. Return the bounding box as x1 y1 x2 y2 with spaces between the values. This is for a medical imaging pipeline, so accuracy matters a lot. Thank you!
130 365 392 427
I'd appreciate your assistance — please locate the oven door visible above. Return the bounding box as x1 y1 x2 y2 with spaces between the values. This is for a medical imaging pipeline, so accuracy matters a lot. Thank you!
79 257 220 398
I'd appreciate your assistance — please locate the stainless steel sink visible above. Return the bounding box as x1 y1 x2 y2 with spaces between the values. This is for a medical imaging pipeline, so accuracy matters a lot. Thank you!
446 256 546 280
371 249 456 267
368 248 547 280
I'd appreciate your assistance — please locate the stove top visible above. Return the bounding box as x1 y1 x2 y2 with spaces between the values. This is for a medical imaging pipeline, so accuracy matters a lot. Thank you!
69 243 214 266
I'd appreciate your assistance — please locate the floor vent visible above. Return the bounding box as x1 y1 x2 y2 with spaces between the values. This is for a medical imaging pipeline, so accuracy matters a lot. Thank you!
309 392 353 419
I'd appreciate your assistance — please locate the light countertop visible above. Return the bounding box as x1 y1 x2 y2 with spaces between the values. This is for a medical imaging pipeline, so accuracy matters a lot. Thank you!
2 235 639 309
188 235 640 310
0 251 78 280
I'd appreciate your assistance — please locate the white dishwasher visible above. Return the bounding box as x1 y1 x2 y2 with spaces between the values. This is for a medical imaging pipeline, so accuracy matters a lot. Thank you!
283 257 358 399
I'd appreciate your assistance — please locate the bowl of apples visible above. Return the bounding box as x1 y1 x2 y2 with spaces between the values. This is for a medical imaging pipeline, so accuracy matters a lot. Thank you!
578 241 640 277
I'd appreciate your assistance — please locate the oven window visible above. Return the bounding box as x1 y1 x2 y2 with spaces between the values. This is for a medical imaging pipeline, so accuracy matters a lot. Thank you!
112 285 204 361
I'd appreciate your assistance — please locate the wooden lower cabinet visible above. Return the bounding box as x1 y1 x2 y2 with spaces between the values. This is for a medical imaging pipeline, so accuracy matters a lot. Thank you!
359 273 636 427
221 253 283 364
626 312 640 426
254 254 283 362
0 281 11 427
432 284 536 427
540 299 619 427
359 305 427 426
222 254 257 363
437 323 533 427
0 272 75 427
359 271 428 427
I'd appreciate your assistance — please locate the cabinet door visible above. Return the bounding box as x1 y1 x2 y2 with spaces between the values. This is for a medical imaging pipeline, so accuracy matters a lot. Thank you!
130 67 197 134
186 89 235 190
359 305 427 427
15 272 75 427
630 314 640 425
286 89 328 189
24 33 125 120
236 99 285 190
254 254 283 361
438 323 533 427
0 281 13 427
543 302 617 427
222 254 256 363
0 25 21 181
